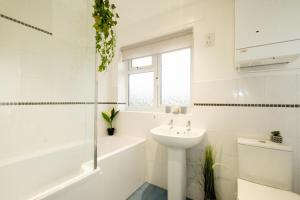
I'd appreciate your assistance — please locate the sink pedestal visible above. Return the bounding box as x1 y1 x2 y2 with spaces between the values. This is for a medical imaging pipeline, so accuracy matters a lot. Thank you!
150 125 206 200
168 148 186 200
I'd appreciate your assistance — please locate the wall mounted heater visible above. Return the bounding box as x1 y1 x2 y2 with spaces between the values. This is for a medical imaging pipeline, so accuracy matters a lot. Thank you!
237 54 300 68
235 39 300 69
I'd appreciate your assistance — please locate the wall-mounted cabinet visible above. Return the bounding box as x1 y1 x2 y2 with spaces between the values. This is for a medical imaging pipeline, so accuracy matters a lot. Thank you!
235 0 300 69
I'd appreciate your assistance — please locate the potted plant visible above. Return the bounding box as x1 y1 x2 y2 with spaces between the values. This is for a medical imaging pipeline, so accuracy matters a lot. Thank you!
101 108 119 136
203 145 217 200
271 130 282 143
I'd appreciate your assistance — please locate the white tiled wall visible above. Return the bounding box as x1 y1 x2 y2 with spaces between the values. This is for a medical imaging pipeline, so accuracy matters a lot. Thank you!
115 78 300 200
112 0 300 199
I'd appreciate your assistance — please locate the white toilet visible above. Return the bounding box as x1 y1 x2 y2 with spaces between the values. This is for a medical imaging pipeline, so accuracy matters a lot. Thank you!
237 138 300 200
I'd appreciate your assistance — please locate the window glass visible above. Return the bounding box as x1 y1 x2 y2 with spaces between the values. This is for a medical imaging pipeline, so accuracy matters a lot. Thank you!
131 56 152 68
129 72 154 106
161 48 191 105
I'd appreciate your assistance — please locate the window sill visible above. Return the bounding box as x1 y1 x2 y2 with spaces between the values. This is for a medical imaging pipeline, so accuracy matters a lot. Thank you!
121 110 192 117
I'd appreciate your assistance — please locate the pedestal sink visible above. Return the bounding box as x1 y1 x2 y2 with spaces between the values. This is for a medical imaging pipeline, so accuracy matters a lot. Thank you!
150 125 206 200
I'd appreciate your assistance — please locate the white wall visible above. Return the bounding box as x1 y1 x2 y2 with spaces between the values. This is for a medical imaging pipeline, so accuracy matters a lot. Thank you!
111 0 300 200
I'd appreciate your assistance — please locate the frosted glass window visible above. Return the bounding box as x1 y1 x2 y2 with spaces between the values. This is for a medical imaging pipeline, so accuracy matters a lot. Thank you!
129 72 154 106
161 48 191 105
131 56 152 68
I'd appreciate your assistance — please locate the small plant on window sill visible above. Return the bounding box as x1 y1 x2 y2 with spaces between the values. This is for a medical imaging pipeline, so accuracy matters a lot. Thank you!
101 108 119 136
93 0 119 72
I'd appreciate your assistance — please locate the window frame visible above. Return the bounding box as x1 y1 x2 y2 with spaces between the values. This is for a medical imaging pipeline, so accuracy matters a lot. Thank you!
127 55 158 111
126 47 192 111
130 56 153 70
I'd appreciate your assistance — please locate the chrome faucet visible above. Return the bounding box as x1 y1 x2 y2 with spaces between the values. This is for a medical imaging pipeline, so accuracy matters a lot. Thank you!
168 119 174 129
186 120 191 131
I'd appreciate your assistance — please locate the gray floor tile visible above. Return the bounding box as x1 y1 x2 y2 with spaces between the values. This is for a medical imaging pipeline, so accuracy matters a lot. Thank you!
127 182 192 200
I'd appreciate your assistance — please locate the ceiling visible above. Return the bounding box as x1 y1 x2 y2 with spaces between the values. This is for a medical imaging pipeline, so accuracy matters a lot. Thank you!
112 0 199 26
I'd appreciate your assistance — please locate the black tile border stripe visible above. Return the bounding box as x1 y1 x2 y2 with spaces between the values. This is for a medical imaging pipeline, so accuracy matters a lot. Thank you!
194 103 300 108
98 102 126 105
0 102 126 106
0 13 52 36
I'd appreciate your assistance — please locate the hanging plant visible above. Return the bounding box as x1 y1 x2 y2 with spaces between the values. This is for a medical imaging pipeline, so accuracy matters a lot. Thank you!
93 0 119 72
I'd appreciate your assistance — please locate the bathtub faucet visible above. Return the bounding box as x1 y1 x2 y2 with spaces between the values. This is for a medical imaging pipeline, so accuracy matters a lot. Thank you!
168 119 174 129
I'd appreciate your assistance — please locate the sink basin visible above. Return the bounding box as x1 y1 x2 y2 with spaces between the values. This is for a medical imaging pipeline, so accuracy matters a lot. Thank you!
150 125 206 200
150 125 206 149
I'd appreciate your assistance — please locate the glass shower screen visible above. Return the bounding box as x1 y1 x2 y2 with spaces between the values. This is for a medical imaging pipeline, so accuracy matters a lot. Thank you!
0 0 97 199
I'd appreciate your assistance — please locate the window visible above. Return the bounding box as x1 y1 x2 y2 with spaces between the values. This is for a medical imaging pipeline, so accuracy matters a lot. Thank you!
127 48 191 108
129 72 154 106
161 48 191 106
131 56 152 69
121 30 193 110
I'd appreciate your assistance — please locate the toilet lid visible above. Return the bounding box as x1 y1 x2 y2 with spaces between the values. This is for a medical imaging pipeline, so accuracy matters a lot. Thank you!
238 179 300 200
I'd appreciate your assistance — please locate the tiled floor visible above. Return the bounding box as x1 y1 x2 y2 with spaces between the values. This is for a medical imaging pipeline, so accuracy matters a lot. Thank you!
127 182 192 200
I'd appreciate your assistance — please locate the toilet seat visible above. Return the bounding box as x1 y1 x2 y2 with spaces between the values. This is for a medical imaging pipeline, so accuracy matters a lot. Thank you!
238 179 300 200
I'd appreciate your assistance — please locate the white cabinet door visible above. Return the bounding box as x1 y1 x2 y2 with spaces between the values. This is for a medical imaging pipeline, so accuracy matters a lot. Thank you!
235 0 300 49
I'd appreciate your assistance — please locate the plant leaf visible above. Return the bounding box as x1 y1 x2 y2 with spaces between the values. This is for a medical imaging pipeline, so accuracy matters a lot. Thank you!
111 107 115 118
101 112 111 123
111 110 119 120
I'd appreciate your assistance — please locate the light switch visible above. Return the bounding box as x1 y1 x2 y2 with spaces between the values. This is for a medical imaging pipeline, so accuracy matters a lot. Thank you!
205 32 215 47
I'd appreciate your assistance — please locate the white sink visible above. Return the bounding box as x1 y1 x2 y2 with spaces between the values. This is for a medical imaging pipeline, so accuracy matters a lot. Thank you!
150 125 206 200
150 125 206 149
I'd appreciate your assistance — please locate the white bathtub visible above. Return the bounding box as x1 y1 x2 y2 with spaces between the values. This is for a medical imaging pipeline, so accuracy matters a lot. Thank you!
0 141 92 200
43 135 146 200
92 136 146 200
11 135 146 200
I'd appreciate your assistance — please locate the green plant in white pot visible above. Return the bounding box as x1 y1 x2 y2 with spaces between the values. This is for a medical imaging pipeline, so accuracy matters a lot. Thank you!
101 108 119 136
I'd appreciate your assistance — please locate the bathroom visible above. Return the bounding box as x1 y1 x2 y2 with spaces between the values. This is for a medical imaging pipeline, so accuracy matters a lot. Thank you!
0 0 300 200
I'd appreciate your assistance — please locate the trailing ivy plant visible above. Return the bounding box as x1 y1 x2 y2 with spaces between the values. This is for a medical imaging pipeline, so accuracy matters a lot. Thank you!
93 0 119 72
